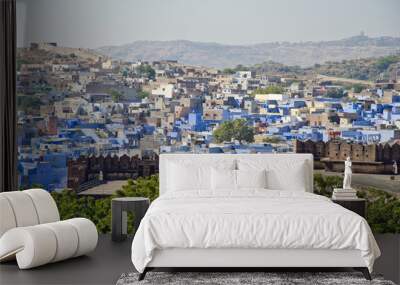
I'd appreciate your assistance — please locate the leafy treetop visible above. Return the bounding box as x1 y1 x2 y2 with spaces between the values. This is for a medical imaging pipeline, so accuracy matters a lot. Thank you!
213 119 254 144
137 90 150 100
136 64 156 80
251 85 284 96
108 89 124 102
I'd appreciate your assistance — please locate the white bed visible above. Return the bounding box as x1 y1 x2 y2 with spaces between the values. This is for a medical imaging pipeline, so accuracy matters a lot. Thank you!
131 154 380 280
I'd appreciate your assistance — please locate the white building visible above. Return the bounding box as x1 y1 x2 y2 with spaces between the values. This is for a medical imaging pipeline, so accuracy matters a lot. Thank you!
102 59 117 70
254 93 288 102
152 84 175 99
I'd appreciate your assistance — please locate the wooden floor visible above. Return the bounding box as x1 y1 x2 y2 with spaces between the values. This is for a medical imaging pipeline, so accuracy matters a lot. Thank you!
0 234 398 285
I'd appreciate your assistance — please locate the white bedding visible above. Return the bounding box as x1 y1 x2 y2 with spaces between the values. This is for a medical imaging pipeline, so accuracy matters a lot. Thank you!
131 190 380 273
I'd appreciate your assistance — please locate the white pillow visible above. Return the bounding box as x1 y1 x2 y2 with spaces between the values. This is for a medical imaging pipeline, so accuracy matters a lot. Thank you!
238 158 308 191
266 162 307 191
211 168 236 191
167 162 209 191
167 160 236 192
236 169 267 189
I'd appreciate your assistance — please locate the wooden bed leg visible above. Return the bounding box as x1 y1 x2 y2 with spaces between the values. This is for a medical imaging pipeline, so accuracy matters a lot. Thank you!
354 267 371 280
138 268 148 281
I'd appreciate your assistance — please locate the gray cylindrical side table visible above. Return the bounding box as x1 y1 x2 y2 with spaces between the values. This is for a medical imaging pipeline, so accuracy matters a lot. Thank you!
111 197 150 242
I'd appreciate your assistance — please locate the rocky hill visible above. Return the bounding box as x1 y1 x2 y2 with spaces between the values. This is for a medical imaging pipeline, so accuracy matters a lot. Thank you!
17 43 104 66
250 54 400 81
311 54 400 81
96 34 400 68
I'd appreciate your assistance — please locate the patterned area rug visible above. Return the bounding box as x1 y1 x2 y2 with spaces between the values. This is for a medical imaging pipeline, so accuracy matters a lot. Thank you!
116 272 395 285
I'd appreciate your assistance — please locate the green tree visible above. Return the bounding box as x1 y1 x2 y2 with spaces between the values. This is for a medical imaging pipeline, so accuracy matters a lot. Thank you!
352 84 364 93
222 68 235 74
313 173 343 197
234 64 249 71
51 190 112 233
326 88 346 98
213 119 254 144
262 136 284 144
16 58 29 71
137 90 150 100
222 67 236 74
108 89 124 102
251 85 284 96
115 175 159 202
136 64 156 79
375 55 399 72
220 65 251 74
358 188 400 233
50 175 159 234
17 94 42 112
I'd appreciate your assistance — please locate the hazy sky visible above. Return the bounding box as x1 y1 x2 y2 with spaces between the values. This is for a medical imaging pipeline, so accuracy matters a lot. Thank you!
17 0 400 48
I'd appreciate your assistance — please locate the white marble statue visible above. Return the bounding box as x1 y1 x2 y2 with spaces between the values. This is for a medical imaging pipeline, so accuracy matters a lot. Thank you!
394 161 398 175
343 156 352 189
99 170 104 181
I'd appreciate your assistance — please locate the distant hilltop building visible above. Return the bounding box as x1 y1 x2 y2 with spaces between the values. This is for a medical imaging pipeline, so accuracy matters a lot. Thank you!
67 154 159 192
295 140 400 174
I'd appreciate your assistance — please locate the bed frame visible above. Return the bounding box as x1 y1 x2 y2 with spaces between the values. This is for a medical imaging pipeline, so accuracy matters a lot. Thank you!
138 248 371 280
138 154 372 281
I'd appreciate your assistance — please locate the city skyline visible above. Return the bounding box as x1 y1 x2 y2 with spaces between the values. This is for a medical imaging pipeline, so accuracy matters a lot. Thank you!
16 41 400 193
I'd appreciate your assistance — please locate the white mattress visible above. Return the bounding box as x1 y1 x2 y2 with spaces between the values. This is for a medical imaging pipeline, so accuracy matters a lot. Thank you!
131 190 380 273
